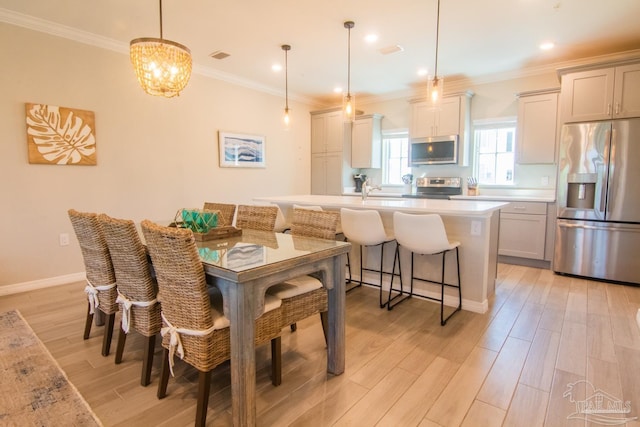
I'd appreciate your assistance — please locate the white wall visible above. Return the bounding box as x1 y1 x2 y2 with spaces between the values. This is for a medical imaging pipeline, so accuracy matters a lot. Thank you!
0 23 315 287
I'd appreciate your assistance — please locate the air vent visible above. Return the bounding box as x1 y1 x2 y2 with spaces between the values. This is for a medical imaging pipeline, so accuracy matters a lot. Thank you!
378 45 404 55
210 51 230 60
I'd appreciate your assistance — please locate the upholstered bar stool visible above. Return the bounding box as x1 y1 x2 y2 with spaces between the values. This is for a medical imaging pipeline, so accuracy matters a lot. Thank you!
340 208 402 308
392 212 462 325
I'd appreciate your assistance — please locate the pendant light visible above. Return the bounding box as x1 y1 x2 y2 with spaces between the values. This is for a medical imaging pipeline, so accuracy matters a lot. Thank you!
427 0 444 105
343 21 356 123
130 0 192 98
282 44 291 129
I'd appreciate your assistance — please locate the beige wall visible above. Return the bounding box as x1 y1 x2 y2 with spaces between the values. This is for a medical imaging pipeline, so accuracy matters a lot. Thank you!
0 23 316 287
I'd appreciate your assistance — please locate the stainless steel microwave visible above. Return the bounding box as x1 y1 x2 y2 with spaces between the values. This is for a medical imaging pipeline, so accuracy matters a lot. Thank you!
409 135 458 165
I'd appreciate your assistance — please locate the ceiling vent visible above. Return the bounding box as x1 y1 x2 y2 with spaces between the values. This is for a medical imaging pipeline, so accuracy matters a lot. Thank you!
378 45 404 55
210 51 230 60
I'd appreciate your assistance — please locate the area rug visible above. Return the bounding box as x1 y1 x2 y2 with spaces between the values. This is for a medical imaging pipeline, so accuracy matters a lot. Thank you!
0 309 102 426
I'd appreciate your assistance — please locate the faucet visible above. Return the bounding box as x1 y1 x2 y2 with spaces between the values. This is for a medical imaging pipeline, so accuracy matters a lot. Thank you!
361 179 382 201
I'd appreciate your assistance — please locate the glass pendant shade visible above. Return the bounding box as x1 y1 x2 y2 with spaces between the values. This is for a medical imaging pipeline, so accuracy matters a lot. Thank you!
283 107 291 129
342 92 356 122
427 75 444 106
130 37 192 98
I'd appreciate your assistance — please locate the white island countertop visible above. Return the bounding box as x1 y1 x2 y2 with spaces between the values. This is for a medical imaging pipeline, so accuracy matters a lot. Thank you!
256 194 508 218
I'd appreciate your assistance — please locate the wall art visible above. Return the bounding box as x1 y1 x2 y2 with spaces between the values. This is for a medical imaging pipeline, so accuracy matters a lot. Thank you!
25 103 96 166
218 131 265 168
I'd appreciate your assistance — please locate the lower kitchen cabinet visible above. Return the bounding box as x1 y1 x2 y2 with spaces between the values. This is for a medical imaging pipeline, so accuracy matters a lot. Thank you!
498 201 548 260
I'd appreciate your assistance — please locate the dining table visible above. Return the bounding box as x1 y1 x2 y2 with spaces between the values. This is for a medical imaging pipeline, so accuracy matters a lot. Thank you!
195 229 351 426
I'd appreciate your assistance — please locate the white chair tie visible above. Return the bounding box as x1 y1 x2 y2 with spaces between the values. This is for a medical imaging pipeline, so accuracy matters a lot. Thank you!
84 279 116 315
116 291 158 334
160 312 215 377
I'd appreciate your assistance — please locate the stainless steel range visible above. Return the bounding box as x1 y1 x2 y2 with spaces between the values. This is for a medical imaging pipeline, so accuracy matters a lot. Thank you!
402 177 462 199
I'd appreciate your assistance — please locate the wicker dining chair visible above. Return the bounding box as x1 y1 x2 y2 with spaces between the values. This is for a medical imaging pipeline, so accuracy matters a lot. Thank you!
68 209 118 357
267 208 339 337
140 220 283 427
98 214 162 386
235 205 278 231
202 202 236 227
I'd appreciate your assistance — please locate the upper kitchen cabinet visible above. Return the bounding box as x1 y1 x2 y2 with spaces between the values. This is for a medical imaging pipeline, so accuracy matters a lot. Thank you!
409 91 473 166
352 113 383 169
559 60 640 123
516 89 559 164
311 109 344 153
310 108 354 195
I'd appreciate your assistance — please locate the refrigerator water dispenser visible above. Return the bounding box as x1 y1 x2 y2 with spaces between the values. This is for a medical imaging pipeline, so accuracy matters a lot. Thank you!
566 173 597 209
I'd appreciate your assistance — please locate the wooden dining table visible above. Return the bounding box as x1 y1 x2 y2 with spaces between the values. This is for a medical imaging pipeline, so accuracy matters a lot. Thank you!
195 229 351 426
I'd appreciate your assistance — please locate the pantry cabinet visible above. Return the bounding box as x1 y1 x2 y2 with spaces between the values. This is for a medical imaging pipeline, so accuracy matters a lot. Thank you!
352 114 383 168
516 89 559 164
310 108 354 195
560 61 640 122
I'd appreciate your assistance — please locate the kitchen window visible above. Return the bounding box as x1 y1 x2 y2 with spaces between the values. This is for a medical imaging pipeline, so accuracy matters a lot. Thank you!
473 118 516 185
382 130 411 185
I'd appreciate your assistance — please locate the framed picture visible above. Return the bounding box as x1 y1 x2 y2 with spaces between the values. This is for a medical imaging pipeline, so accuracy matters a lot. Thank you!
218 131 265 168
25 103 97 166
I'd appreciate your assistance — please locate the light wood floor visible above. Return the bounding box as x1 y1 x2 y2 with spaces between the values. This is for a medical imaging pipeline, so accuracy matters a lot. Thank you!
2 264 640 426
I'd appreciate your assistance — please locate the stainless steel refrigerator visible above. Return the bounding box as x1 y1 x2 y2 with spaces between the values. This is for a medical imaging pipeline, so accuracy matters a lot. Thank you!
554 119 640 285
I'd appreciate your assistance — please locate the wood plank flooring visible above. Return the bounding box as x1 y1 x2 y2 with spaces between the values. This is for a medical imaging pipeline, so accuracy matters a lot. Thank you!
1 264 640 426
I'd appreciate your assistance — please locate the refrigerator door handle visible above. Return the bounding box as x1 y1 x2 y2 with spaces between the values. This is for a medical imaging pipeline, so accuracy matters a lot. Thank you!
599 128 611 214
557 222 640 233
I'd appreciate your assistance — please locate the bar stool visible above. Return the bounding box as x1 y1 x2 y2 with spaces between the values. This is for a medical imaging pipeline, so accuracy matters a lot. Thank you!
392 212 462 325
340 208 402 308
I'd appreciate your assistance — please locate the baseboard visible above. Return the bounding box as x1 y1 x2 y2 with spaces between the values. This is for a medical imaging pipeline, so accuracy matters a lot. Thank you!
0 272 85 297
498 255 551 270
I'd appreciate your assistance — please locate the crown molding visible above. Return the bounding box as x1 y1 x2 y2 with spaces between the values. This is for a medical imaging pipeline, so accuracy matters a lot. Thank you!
0 7 315 106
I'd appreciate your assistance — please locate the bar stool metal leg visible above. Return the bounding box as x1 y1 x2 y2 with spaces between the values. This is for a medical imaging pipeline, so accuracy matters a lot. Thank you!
386 244 411 310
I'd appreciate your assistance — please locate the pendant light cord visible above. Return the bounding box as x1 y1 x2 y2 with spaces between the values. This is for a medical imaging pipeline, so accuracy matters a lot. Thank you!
347 25 351 96
285 48 289 110
434 0 440 77
159 0 164 39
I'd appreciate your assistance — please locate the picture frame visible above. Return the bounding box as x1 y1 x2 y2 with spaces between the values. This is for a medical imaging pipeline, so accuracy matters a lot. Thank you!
218 131 265 168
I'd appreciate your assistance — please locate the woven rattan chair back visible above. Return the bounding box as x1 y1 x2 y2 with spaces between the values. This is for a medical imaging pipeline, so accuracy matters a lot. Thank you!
291 208 339 240
98 213 162 385
203 202 236 227
68 209 118 356
140 220 215 369
236 205 278 231
98 214 160 335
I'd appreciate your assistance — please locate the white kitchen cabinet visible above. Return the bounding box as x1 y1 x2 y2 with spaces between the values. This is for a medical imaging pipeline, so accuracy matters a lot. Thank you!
352 113 383 168
410 97 460 138
310 108 354 195
516 90 559 164
409 91 473 165
498 202 547 260
560 61 640 122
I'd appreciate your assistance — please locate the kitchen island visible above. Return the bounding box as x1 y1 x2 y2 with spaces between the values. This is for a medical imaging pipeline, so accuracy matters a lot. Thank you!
255 195 508 314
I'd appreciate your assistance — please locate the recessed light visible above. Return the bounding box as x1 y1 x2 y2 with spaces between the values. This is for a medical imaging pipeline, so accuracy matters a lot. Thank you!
272 64 282 72
365 34 378 43
417 68 428 77
539 41 555 50
334 87 343 93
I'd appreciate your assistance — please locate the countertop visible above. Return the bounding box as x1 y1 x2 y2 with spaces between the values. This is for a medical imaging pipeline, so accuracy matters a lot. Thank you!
342 190 556 203
256 195 508 217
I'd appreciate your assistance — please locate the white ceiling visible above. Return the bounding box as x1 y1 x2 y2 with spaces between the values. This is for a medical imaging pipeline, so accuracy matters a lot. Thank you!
2 0 640 105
